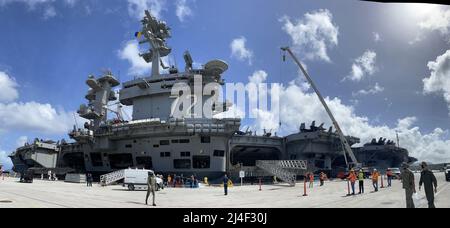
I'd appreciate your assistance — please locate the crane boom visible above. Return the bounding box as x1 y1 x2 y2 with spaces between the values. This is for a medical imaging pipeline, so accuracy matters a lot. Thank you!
281 47 359 168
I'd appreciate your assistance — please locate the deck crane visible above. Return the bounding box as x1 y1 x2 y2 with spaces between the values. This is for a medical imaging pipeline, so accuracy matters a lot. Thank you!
281 47 360 170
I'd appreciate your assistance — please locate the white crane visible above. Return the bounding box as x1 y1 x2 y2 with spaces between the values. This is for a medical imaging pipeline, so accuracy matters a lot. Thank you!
282 47 360 170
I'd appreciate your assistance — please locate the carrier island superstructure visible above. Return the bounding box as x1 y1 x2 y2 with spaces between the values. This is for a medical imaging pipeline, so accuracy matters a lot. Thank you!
9 11 416 180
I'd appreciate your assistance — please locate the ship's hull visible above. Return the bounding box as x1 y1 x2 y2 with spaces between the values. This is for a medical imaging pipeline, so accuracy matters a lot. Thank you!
11 132 416 180
57 134 229 180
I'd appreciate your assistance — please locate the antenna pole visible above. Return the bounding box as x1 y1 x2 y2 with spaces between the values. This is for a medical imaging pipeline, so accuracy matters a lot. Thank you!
396 131 400 149
73 112 79 129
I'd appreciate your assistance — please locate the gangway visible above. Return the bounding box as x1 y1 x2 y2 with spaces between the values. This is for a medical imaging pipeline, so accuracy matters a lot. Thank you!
100 169 125 186
256 160 307 186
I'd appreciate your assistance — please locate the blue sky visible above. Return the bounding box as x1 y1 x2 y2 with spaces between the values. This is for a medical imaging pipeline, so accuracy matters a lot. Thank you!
1 0 450 169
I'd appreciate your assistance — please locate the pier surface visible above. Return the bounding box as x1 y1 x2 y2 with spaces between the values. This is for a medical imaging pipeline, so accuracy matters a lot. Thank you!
1 173 449 208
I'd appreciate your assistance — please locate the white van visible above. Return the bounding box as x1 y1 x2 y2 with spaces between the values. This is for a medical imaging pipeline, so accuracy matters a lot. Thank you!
445 165 450 182
122 169 163 191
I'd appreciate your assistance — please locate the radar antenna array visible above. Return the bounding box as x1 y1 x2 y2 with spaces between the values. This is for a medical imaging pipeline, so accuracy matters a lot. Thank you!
137 10 172 77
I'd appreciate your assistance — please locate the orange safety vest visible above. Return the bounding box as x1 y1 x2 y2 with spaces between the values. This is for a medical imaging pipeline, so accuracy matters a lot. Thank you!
372 172 379 181
348 172 357 183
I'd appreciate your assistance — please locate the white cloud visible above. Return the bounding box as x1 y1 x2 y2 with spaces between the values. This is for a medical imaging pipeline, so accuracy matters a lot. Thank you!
127 0 166 20
245 71 450 164
409 33 425 45
280 9 339 62
418 7 450 42
352 83 385 96
423 49 450 115
175 0 192 22
0 149 12 170
214 105 245 120
43 5 56 19
16 136 28 147
345 50 377 82
118 40 170 76
0 0 79 18
248 70 267 84
0 0 54 8
0 71 79 135
64 0 77 7
373 32 382 42
0 71 19 103
0 102 78 134
118 40 152 75
247 70 269 110
230 37 254 65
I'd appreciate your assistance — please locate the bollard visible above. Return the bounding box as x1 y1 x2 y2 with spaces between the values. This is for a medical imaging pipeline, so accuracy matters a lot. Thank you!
303 177 308 196
380 175 384 188
347 179 351 196
259 178 262 191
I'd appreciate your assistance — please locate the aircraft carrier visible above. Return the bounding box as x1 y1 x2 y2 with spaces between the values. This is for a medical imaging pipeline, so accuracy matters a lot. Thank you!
8 11 416 180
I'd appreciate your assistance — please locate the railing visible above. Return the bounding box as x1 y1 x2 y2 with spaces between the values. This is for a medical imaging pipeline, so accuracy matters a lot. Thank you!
256 160 307 187
100 170 125 186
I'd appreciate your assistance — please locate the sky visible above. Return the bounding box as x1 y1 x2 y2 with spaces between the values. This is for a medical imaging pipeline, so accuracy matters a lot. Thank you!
1 0 450 169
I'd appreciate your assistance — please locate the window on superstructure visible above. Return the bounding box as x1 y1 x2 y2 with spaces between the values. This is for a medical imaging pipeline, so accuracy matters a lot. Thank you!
160 152 171 157
171 139 179 143
174 159 191 169
125 144 132 148
193 156 210 169
136 156 153 169
213 150 225 157
201 136 211 144
181 152 191 157
160 140 170 146
180 139 190 144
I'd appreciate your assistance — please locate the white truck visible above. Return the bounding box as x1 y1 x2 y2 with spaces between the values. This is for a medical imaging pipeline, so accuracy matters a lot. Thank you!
122 169 163 191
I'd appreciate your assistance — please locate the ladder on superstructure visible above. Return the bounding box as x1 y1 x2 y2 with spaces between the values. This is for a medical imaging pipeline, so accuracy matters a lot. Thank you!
256 160 307 187
100 170 125 186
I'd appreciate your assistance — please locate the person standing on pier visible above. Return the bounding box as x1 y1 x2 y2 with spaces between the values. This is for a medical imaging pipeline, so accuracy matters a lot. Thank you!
347 169 357 195
309 173 314 188
401 163 416 208
223 174 229 196
386 169 393 187
86 173 93 187
358 169 365 194
319 172 327 186
146 171 157 206
372 169 380 192
419 162 438 208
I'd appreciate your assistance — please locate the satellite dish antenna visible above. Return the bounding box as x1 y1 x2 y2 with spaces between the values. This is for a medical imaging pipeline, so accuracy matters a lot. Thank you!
204 60 228 75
